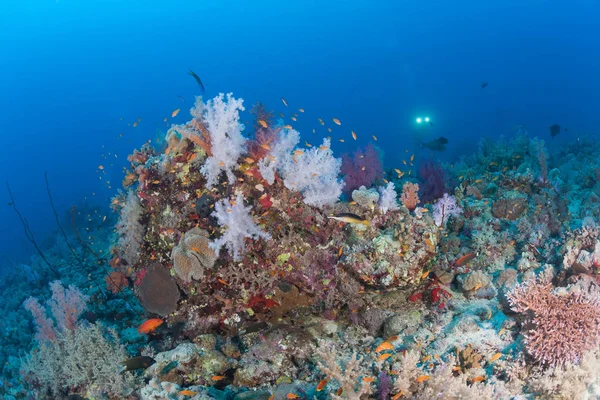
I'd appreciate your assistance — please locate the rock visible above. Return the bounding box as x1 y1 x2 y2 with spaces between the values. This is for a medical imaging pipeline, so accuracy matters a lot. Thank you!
145 342 232 384
357 308 393 336
141 379 213 400
193 334 217 351
272 382 314 400
383 310 422 338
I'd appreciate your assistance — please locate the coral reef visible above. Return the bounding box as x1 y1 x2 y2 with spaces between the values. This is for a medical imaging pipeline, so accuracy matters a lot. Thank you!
7 97 600 400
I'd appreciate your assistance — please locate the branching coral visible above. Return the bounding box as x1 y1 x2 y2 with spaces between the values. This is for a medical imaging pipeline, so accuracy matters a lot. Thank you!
507 276 600 367
315 341 373 400
20 323 134 397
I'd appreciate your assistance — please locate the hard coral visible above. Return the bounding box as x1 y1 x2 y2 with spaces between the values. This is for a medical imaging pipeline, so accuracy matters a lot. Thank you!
507 276 600 367
171 227 217 283
352 185 380 210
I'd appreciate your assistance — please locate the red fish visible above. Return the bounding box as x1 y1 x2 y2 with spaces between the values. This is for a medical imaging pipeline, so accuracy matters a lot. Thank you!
137 318 163 334
453 253 476 267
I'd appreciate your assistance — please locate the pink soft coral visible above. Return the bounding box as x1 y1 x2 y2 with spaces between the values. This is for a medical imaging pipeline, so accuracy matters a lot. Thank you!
340 144 383 197
400 182 420 211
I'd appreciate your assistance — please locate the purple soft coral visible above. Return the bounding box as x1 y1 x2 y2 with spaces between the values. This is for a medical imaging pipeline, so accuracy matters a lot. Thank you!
340 144 383 197
418 158 446 203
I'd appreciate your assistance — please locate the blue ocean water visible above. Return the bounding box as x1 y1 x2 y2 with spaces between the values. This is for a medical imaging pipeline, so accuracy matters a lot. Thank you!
2 0 598 263
3 1 600 398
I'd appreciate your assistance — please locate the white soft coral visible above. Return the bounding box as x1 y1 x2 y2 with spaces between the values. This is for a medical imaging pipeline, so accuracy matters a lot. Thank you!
257 127 300 184
259 128 344 208
210 192 271 261
377 182 400 214
199 93 247 187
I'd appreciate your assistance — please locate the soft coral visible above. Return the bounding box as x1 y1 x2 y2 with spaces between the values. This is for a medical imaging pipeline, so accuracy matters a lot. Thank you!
340 144 383 197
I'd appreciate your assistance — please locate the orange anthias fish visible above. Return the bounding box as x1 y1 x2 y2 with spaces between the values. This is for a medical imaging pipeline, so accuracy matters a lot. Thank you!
211 375 226 381
333 118 341 125
287 394 301 399
375 341 394 352
258 120 268 128
180 390 198 396
172 108 180 117
316 378 329 391
453 253 477 267
137 318 163 334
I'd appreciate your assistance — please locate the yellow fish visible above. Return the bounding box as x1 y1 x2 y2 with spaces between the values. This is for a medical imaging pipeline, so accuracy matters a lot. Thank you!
328 213 370 226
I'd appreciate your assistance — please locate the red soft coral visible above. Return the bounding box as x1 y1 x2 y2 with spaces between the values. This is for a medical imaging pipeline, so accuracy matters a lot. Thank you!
340 144 383 197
